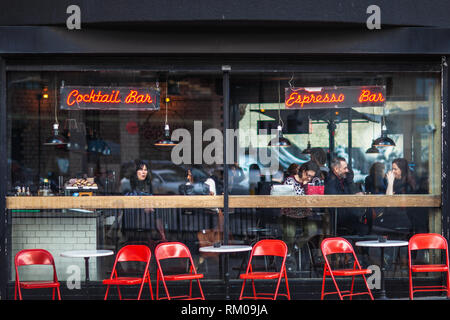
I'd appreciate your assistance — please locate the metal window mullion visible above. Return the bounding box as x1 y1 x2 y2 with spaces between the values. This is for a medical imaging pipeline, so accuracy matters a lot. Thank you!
0 57 7 299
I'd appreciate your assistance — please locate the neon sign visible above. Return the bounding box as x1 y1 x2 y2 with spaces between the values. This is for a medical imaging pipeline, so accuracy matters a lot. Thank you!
285 86 386 109
60 86 160 111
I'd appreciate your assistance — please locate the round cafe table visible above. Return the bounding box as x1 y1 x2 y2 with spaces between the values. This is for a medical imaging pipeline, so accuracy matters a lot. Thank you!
199 245 252 300
60 249 114 299
355 240 408 300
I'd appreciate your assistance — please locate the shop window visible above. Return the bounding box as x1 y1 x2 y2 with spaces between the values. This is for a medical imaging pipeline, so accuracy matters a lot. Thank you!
6 68 443 285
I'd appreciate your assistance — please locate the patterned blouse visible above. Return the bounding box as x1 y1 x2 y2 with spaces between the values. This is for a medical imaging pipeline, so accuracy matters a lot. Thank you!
283 176 306 195
281 176 312 219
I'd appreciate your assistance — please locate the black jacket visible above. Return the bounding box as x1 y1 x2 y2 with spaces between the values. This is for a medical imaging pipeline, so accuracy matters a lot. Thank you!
324 171 355 195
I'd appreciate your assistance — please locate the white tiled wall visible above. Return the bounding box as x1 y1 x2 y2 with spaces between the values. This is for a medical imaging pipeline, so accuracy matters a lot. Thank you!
11 214 98 283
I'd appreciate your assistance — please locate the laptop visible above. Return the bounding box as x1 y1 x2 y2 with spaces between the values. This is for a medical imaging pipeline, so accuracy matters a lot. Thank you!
270 184 295 196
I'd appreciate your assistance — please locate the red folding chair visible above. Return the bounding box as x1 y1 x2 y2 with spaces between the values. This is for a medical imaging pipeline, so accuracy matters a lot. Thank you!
320 237 374 300
155 242 205 300
239 239 290 300
14 249 61 300
408 233 450 300
103 245 153 300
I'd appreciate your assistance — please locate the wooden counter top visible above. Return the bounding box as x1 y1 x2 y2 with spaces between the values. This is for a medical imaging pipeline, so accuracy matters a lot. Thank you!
6 194 441 209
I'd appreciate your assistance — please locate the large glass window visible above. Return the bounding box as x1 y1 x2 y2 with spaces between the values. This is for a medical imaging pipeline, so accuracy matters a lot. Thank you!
7 71 226 283
6 67 443 290
230 71 441 279
232 72 441 195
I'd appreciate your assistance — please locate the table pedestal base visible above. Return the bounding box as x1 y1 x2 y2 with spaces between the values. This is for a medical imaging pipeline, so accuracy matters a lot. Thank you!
84 257 90 299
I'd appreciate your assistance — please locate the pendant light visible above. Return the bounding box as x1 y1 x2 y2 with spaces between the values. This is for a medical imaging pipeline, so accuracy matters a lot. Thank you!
366 141 380 154
373 110 396 148
154 78 178 147
43 79 68 146
302 116 312 154
268 80 291 148
366 107 380 154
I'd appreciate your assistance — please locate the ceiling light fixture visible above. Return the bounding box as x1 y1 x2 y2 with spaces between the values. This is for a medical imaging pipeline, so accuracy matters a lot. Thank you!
154 78 178 147
373 110 396 148
43 79 68 147
268 79 291 148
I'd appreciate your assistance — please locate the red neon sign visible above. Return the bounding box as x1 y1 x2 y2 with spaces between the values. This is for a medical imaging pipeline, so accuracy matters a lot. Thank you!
285 92 345 108
66 89 122 106
358 89 385 103
61 86 160 111
285 86 386 109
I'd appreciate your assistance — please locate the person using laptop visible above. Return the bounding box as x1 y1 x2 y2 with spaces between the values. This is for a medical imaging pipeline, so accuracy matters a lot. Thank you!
280 161 320 272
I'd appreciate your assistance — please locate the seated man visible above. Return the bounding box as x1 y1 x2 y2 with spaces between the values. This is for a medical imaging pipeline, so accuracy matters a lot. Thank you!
325 157 368 235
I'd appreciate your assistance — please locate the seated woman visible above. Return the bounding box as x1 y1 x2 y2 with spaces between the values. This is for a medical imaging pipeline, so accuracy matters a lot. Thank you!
129 160 153 195
383 158 421 234
123 160 166 247
365 162 387 194
309 147 329 181
283 162 320 197
178 169 212 195
280 161 320 272
386 158 417 195
364 162 388 233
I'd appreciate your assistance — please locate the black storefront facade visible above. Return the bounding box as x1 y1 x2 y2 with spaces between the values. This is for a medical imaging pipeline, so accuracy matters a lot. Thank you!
1 1 450 300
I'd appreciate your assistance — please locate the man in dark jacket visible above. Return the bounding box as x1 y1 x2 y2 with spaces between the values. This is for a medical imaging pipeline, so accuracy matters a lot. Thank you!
325 157 368 235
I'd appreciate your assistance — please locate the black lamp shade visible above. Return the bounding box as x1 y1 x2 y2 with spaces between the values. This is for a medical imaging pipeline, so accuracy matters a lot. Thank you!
373 135 396 147
154 137 177 147
373 118 396 148
268 136 291 147
154 124 178 147
365 143 380 154
43 123 68 146
268 127 291 147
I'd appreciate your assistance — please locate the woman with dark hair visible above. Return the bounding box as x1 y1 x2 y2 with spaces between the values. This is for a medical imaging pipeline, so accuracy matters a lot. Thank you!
365 162 387 194
123 160 166 247
281 161 320 272
179 168 211 195
309 147 329 180
363 162 388 233
129 160 153 195
283 161 320 196
383 158 421 234
386 158 417 195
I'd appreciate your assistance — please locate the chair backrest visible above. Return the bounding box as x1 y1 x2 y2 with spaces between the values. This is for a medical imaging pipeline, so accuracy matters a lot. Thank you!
116 245 151 263
15 249 56 267
15 249 58 282
251 239 287 258
155 242 192 260
321 237 355 256
409 233 448 251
